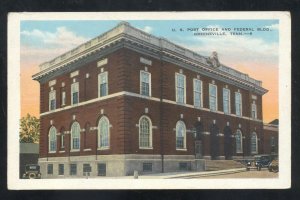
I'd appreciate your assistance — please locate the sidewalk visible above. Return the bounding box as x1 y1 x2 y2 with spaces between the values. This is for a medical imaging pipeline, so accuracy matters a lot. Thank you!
138 168 247 179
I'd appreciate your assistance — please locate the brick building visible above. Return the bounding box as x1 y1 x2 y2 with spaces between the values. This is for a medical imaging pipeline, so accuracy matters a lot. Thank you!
32 22 268 178
262 120 279 155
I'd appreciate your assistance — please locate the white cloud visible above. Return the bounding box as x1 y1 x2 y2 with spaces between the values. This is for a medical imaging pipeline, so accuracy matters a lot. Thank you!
264 24 279 30
21 27 89 65
21 26 88 49
142 26 153 33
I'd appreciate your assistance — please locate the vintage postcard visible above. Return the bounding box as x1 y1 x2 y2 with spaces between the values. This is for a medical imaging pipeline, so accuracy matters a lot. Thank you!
7 12 291 189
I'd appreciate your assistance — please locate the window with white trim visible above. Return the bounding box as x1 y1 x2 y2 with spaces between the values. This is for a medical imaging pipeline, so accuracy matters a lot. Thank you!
251 101 257 119
223 88 230 114
175 73 186 104
49 90 56 111
71 122 80 150
71 82 79 105
251 132 258 154
193 79 202 108
61 91 66 106
140 71 151 96
209 84 217 111
98 116 110 148
176 121 186 149
98 72 108 97
235 129 243 153
49 126 57 152
139 116 152 148
235 92 242 116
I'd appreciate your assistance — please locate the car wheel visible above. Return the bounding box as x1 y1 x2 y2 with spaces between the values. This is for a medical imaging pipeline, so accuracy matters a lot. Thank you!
29 173 36 179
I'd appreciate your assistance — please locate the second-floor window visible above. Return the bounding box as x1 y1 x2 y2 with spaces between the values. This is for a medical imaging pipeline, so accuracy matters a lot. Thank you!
251 101 257 119
176 73 186 104
209 84 217 111
223 88 230 114
140 71 151 96
71 82 79 105
235 92 242 116
98 72 108 97
193 79 202 108
49 90 56 111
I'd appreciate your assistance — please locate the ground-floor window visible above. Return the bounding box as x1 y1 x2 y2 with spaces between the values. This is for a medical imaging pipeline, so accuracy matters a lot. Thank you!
142 163 153 172
70 164 77 176
83 163 91 176
179 162 190 171
58 164 64 175
47 164 53 175
97 163 106 176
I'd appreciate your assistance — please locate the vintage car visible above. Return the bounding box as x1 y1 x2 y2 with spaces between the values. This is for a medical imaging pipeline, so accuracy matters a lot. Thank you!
254 154 278 171
22 164 41 179
268 159 279 173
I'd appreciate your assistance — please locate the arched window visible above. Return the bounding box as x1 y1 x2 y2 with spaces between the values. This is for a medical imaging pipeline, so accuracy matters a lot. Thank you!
235 129 243 153
71 122 80 150
176 121 186 149
251 132 258 154
139 116 152 148
98 116 110 148
49 126 57 152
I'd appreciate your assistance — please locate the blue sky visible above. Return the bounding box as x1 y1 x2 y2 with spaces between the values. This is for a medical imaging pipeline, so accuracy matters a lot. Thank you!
20 20 279 67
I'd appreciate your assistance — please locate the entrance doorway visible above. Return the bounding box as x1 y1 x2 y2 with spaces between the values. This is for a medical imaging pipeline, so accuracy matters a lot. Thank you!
224 126 233 160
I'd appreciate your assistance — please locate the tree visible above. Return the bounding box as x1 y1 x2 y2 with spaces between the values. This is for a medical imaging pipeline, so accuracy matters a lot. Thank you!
20 114 40 143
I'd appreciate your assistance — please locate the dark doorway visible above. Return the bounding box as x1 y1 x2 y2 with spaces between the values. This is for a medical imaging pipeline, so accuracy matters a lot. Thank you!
224 126 233 160
210 124 219 160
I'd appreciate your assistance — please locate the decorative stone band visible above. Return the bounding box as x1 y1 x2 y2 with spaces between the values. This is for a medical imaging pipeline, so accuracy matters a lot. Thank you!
63 131 70 135
242 136 246 139
202 132 210 135
56 132 61 136
230 135 236 138
80 129 85 133
90 127 98 131
216 133 224 137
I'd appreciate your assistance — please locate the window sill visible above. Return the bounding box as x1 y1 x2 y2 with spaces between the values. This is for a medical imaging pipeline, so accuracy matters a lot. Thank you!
97 147 110 150
139 147 153 150
176 148 187 151
48 151 56 154
59 150 65 153
83 148 92 151
70 149 80 152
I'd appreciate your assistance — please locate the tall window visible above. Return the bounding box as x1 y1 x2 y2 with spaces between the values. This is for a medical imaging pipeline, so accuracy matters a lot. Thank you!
70 164 77 175
139 116 152 148
209 84 217 111
193 79 202 108
140 71 151 96
98 116 110 148
98 72 108 97
251 101 257 119
71 82 79 105
176 121 186 149
223 88 230 114
235 129 243 153
235 92 242 116
49 90 56 111
176 73 186 104
61 91 66 106
251 132 258 154
71 122 80 150
49 126 57 152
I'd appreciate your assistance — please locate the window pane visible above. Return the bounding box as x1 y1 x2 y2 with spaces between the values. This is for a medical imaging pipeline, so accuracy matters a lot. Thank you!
99 117 109 148
251 133 257 153
176 74 185 103
58 164 64 175
73 92 78 104
70 164 77 175
236 130 242 153
140 117 150 147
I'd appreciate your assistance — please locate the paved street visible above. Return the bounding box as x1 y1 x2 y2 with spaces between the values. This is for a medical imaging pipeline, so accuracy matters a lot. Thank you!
196 169 278 179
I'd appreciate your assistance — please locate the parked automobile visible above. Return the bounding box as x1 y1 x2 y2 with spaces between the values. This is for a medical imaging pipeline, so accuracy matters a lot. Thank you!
22 164 41 179
254 154 277 171
268 159 279 173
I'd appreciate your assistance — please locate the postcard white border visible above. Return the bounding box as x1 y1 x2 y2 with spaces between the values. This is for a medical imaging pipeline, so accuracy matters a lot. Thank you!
7 11 291 189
